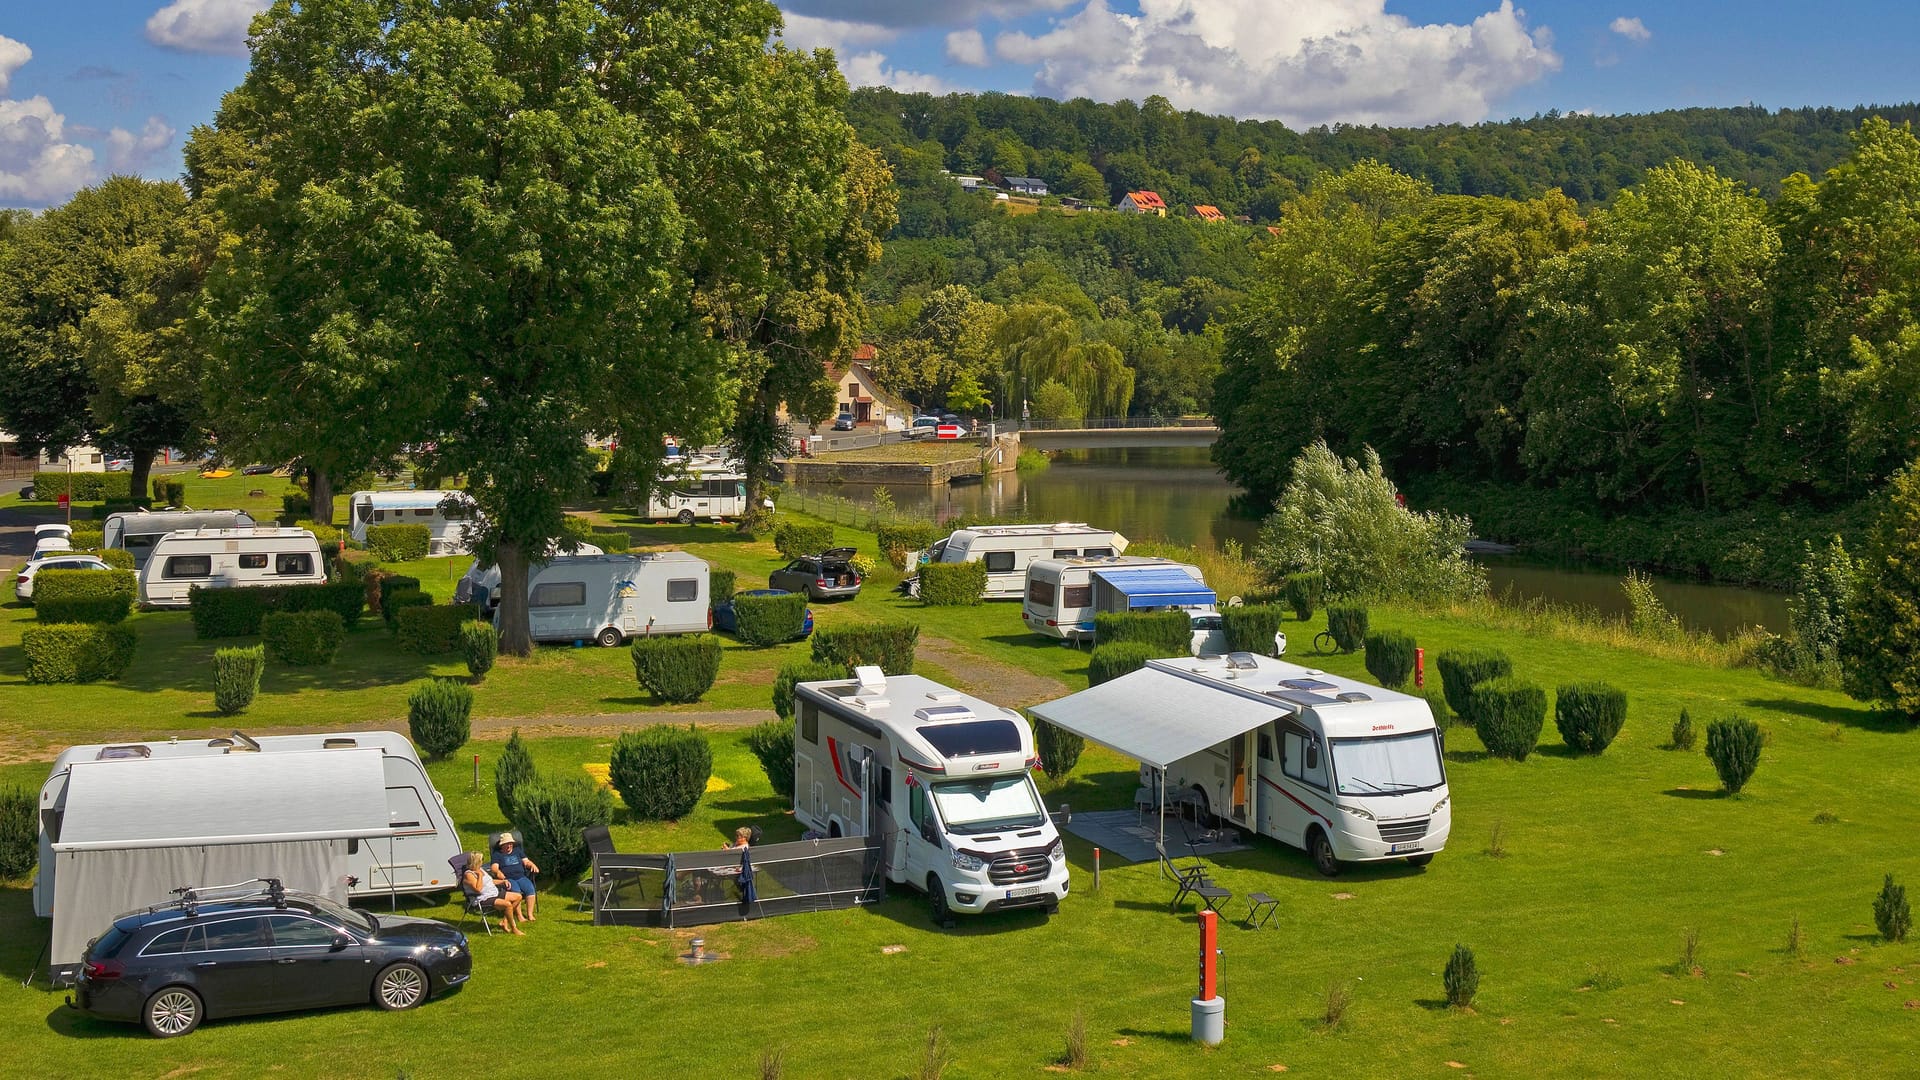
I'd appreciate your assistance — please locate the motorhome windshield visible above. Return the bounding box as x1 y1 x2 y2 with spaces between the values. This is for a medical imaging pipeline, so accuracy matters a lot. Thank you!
930 776 1045 834
916 719 1022 758
1330 731 1445 796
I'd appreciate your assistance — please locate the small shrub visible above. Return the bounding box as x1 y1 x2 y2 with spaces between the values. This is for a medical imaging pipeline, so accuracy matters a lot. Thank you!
774 659 849 719
1325 606 1368 653
918 560 988 606
396 604 470 654
1705 716 1763 794
1875 874 1911 943
280 492 311 522
1554 682 1628 754
1363 630 1416 688
377 573 421 611
508 775 613 880
190 587 274 638
1581 966 1623 992
1468 678 1547 760
709 569 736 608
33 568 136 624
744 719 796 800
495 729 538 820
878 522 943 570
384 588 433 631
1443 944 1479 1008
1222 605 1287 655
0 787 37 880
151 477 186 506
407 679 473 759
631 634 723 703
212 645 265 715
1419 687 1454 734
1670 709 1697 750
916 1025 950 1080
1677 927 1702 976
1093 610 1191 655
1623 569 1682 641
1088 642 1157 686
1035 718 1085 778
731 591 809 645
22 623 137 683
1435 648 1512 720
462 623 498 680
772 521 835 560
1063 1008 1088 1068
1812 809 1840 825
811 622 918 673
261 610 346 665
1320 981 1353 1030
608 725 713 821
30 471 132 502
366 523 432 561
759 1048 785 1080
1284 571 1324 621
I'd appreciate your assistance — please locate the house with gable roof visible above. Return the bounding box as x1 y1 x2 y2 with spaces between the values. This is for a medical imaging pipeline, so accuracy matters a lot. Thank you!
1115 190 1167 216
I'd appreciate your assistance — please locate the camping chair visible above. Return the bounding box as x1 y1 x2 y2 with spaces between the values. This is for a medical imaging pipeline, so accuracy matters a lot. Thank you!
450 854 494 937
1160 850 1231 915
576 825 619 912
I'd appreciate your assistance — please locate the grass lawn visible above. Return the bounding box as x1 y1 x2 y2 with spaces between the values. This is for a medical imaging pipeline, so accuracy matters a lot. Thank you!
3 509 1919 1076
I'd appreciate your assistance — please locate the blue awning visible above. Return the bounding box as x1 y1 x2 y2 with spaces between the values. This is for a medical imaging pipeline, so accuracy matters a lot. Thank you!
1091 567 1215 609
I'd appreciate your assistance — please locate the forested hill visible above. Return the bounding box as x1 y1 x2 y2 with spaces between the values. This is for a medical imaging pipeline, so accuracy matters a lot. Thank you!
849 87 1920 220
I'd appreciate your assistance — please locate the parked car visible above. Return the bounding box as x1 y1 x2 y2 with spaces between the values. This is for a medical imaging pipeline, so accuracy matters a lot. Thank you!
241 462 280 475
68 883 470 1037
832 413 856 431
14 554 113 602
904 415 941 439
105 458 132 472
711 588 814 640
768 547 863 601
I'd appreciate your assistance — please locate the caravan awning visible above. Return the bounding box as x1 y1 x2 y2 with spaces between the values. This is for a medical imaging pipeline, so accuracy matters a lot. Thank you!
1029 666 1281 769
1091 566 1216 609
55 749 394 851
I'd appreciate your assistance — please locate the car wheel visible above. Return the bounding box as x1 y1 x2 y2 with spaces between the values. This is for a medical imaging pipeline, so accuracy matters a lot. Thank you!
374 961 428 1011
676 509 695 525
1308 827 1341 878
1406 853 1435 868
596 626 623 648
143 986 202 1038
928 875 954 928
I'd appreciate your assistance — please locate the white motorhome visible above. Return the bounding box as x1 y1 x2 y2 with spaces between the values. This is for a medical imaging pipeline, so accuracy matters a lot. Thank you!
455 541 604 614
647 470 749 524
347 490 477 555
1031 653 1450 877
792 668 1070 923
1022 556 1216 643
137 527 326 607
34 731 462 982
911 523 1128 600
103 509 259 570
512 551 710 646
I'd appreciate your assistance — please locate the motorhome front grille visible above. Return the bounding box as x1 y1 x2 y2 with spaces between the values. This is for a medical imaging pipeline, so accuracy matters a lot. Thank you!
987 847 1054 885
1376 817 1429 844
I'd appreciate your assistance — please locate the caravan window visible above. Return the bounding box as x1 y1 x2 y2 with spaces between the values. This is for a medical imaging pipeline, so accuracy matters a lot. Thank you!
239 553 268 569
354 501 373 523
412 508 434 517
909 782 930 831
275 552 313 575
667 578 699 602
530 581 586 608
163 554 211 579
1063 585 1092 607
125 535 155 551
1027 579 1056 606
1258 731 1274 761
984 551 1016 573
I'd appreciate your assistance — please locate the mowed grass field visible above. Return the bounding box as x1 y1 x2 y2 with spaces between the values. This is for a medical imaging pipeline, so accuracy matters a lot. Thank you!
1 494 1917 1076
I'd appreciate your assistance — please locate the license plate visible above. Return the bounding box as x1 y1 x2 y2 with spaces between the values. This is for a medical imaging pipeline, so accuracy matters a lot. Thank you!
1006 885 1044 899
1389 843 1421 854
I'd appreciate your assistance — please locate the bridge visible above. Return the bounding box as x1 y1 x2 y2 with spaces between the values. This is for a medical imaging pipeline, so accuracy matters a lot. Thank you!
1012 418 1219 450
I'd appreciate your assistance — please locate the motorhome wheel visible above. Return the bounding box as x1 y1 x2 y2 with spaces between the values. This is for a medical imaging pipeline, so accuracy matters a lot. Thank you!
143 986 202 1038
596 627 623 648
677 509 695 525
1189 786 1214 829
1308 828 1341 878
374 962 428 1010
1405 853 1434 868
928 875 954 928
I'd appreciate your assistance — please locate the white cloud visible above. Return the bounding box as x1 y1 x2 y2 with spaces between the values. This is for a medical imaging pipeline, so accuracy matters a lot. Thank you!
781 1 1077 29
840 50 956 94
994 0 1560 129
776 11 955 94
946 29 990 67
105 116 177 172
1609 16 1651 43
145 0 269 57
0 34 31 95
780 11 900 53
0 95 97 206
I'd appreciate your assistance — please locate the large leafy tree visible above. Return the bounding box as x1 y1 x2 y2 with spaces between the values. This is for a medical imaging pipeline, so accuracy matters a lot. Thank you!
1841 462 1920 720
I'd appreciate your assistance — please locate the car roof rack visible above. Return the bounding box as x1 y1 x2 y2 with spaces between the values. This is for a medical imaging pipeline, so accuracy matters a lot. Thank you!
158 877 288 919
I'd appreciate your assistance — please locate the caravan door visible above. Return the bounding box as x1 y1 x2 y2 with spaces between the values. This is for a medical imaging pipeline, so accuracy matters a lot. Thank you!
527 578 588 642
1226 730 1254 828
372 784 432 889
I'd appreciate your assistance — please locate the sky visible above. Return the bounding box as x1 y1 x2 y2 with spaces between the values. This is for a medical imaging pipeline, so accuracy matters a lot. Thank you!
4 1 1920 208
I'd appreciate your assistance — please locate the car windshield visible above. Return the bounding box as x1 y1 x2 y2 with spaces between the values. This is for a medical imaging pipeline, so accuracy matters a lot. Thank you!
930 775 1047 834
302 894 378 935
1329 731 1445 796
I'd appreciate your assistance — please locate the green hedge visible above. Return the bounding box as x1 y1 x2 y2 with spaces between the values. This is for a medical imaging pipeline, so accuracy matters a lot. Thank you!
298 520 342 548
29 472 132 502
33 569 136 624
1284 572 1325 621
280 492 310 523
189 582 364 638
1468 677 1547 761
495 729 536 819
731 591 809 646
1222 605 1287 655
396 604 471 654
811 622 918 674
1089 641 1157 686
378 574 421 611
1094 611 1191 655
1554 681 1629 754
709 569 736 608
1436 648 1512 720
86 548 135 570
774 659 849 718
0 786 34 880
773 521 836 559
67 527 103 549
918 560 987 606
280 581 365 627
1364 630 1418 688
151 477 186 506
384 589 432 631
261 610 345 665
508 776 613 881
22 623 137 683
745 719 796 799
1326 606 1369 653
408 678 473 759
877 522 944 569
589 530 631 553
631 634 723 703
609 725 713 821
212 645 264 715
366 523 431 561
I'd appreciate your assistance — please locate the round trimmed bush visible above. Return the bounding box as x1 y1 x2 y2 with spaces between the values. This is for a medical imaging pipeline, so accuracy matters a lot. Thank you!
774 659 849 719
1468 677 1547 760
509 776 613 881
495 728 537 820
212 645 265 715
744 719 796 800
631 634 723 703
407 678 473 760
609 725 713 821
1089 641 1157 686
1326 606 1369 653
463 622 498 681
1436 648 1512 720
1554 681 1628 754
1363 630 1417 688
1705 716 1763 794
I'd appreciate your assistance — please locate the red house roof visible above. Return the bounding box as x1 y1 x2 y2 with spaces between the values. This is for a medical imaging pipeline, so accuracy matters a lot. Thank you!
1192 204 1225 222
1125 190 1166 210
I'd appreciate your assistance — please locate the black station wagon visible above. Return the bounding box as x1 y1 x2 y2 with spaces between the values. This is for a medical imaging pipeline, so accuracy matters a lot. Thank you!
69 880 470 1037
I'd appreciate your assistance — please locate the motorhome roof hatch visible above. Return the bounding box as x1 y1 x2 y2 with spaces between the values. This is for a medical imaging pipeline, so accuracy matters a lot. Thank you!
1226 652 1259 670
854 665 887 695
1265 688 1336 708
914 705 976 724
1335 691 1372 703
1277 678 1337 691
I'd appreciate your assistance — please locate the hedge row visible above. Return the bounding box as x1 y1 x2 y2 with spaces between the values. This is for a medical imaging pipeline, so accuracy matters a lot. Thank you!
397 604 473 654
188 582 366 639
1094 610 1190 655
732 591 809 646
366 523 432 561
811 622 918 674
918 560 987 606
773 659 849 719
384 589 432 630
591 530 632 554
151 478 186 506
877 522 944 569
709 569 736 608
1222 605 1286 655
773 522 835 560
23 623 137 683
29 472 132 502
33 569 136 625
632 634 723 703
66 527 103 550
86 548 136 570
262 610 346 665
1089 641 1157 686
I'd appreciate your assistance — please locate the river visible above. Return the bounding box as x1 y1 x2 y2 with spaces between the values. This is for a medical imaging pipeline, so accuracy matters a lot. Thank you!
790 446 1789 637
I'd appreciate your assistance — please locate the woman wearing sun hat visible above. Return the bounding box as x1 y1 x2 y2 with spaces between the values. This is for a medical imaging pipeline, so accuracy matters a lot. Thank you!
491 832 541 922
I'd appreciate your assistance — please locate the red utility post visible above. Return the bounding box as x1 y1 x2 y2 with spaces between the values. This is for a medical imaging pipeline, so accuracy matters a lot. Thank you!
1415 647 1426 688
1198 909 1217 1000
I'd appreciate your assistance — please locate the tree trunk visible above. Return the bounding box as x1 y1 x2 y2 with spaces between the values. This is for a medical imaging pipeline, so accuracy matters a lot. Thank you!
496 538 533 657
129 449 155 509
309 467 334 526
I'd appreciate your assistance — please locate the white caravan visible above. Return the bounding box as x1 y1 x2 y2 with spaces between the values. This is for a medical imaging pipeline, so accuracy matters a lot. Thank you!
137 527 326 607
103 509 258 570
647 471 749 524
512 551 710 646
455 541 604 614
1031 653 1450 877
34 731 463 982
347 489 478 555
792 668 1070 922
912 523 1128 600
1022 556 1217 643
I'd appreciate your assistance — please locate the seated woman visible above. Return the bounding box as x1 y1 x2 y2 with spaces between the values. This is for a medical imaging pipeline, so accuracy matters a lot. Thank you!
463 851 524 935
490 833 541 923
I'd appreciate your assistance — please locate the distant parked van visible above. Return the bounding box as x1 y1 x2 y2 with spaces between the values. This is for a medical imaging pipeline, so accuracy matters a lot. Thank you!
103 510 257 571
908 523 1128 600
512 552 711 646
137 527 326 608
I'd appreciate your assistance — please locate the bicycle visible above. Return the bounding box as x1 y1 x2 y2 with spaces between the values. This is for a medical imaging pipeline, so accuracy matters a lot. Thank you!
1313 630 1337 653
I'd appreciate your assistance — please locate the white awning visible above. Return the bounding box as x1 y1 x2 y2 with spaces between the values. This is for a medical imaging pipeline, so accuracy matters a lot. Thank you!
1029 666 1283 769
55 749 394 851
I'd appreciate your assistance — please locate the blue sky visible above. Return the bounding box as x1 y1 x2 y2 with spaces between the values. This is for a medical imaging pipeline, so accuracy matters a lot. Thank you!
5 1 1920 208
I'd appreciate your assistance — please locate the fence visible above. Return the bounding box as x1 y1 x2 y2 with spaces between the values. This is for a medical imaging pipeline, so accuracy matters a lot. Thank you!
591 836 883 928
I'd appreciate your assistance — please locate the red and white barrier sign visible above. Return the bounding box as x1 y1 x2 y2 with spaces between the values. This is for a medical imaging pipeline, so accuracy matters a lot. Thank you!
936 424 962 440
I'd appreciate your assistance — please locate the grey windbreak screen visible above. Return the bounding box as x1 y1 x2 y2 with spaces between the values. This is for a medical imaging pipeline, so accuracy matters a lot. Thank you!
592 837 881 928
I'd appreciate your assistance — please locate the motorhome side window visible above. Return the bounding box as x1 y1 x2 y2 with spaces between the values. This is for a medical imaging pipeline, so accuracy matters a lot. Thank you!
1258 731 1274 761
1063 585 1092 607
667 578 699 602
908 782 930 831
879 766 893 806
1052 549 1077 558
275 552 312 575
984 551 1016 573
799 702 818 743
239 553 268 569
1301 734 1328 789
1282 731 1305 780
1083 547 1113 558
163 554 211 579
1028 579 1056 605
530 581 586 608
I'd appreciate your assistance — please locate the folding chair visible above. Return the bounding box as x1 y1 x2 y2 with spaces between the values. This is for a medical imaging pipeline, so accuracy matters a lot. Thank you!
450 854 494 936
1160 851 1231 914
576 825 618 912
1243 892 1279 929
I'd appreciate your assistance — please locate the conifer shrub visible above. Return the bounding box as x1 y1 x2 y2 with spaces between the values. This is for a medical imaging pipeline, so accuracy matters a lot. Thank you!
1875 874 1911 943
1670 708 1697 750
366 523 431 561
731 591 809 645
811 622 918 673
773 660 848 719
463 622 498 681
608 725 713 820
772 522 835 560
631 634 723 703
1443 944 1479 1008
0 787 35 880
509 776 613 880
1468 678 1547 760
1093 610 1191 655
495 728 538 820
1554 681 1629 754
1705 716 1763 794
261 610 346 665
745 719 796 800
1035 718 1085 778
1222 605 1288 655
212 645 265 715
1363 630 1417 688
1088 642 1157 686
407 678 473 759
1284 571 1325 621
918 560 988 606
1325 605 1369 653
1436 648 1512 720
